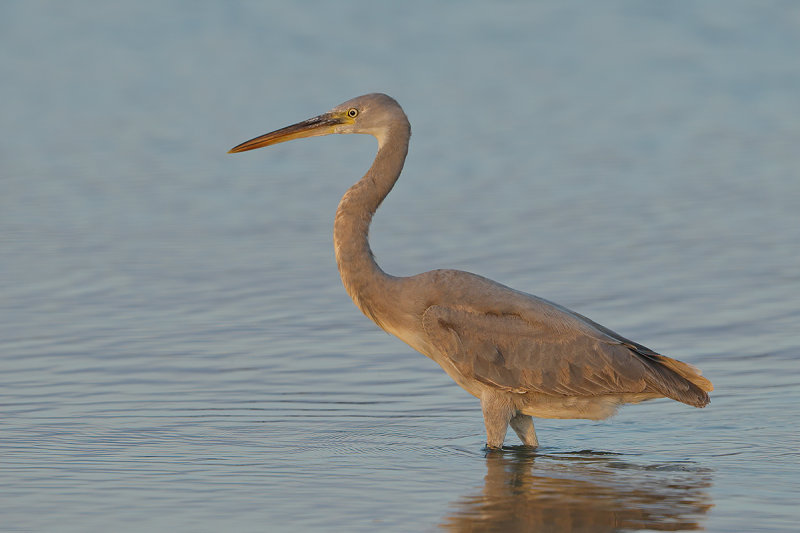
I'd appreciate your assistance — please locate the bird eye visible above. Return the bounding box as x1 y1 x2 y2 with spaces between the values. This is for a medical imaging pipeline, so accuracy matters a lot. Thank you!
347 108 358 118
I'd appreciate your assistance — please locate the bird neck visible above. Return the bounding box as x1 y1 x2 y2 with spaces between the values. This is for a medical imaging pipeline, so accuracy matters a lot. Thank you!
333 125 410 326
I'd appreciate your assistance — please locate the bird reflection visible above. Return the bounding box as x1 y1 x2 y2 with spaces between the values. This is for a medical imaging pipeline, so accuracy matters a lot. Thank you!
442 449 713 532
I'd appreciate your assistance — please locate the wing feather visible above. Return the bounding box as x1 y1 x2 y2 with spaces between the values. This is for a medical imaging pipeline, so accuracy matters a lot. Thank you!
421 304 709 406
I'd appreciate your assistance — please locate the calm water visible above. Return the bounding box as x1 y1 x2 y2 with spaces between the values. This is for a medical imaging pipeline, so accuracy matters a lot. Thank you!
2 2 799 531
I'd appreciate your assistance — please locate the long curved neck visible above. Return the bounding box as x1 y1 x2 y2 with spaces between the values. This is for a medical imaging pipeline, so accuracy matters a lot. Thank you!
333 124 410 326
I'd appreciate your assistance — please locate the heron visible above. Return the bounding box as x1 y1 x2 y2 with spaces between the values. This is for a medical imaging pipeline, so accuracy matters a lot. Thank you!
229 93 713 449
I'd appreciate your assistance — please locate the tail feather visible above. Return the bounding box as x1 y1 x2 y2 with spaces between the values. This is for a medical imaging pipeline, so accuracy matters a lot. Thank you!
651 353 714 392
629 347 713 407
581 315 714 401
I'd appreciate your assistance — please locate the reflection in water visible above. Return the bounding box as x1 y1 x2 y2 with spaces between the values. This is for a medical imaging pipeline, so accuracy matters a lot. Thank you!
442 449 713 532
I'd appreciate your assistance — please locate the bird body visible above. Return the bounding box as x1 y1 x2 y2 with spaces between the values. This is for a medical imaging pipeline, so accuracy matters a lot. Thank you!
230 93 712 448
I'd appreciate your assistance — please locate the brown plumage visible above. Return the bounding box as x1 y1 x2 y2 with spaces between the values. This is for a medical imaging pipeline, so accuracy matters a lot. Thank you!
229 93 713 448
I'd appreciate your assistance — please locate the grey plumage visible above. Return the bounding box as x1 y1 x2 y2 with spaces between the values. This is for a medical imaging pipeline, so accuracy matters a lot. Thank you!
229 93 713 449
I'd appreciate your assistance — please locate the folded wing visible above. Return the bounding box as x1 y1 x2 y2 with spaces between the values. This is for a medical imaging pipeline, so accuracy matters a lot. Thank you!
421 304 711 406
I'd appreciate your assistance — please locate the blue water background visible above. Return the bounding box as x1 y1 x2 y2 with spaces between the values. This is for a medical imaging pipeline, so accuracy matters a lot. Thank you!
2 2 799 531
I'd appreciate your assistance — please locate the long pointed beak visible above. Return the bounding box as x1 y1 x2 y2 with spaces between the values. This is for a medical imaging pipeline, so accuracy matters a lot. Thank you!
228 113 344 154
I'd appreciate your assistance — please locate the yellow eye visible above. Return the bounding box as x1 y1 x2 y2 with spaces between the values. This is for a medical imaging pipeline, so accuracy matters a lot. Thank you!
347 108 358 118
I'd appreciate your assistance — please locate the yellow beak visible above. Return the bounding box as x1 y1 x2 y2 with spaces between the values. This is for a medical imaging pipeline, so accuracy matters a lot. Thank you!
228 113 344 154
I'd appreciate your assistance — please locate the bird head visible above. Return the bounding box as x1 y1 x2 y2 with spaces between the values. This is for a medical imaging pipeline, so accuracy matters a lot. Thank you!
229 93 409 154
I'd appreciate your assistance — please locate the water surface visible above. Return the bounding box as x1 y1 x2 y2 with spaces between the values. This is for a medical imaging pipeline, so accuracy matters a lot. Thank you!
2 2 799 531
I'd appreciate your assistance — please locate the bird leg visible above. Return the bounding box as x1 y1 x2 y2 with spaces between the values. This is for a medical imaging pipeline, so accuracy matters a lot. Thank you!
480 392 514 449
509 413 539 448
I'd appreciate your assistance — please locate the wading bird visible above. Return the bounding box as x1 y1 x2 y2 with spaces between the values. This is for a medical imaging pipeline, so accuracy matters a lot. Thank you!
229 93 713 449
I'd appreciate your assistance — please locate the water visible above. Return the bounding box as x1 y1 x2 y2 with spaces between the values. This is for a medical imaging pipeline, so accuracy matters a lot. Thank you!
2 1 799 531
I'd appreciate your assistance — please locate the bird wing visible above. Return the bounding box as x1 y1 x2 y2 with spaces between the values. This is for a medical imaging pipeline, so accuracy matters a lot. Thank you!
421 303 709 405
